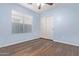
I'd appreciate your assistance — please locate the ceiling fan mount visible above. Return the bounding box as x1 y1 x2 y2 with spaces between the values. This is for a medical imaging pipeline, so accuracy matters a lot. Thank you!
28 3 53 9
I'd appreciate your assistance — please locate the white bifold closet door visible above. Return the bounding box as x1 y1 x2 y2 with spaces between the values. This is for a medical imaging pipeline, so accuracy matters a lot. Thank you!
41 16 54 39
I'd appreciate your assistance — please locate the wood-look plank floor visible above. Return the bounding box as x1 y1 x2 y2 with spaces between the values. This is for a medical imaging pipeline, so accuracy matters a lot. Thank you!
0 38 79 56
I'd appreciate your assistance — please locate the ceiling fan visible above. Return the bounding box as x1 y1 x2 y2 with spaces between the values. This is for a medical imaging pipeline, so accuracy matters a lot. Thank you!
28 3 53 9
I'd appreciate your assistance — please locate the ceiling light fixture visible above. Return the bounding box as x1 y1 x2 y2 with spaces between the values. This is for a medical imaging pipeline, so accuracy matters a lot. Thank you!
28 3 53 9
37 3 45 9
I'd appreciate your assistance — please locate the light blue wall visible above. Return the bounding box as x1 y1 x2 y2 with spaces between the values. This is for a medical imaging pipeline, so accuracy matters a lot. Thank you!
1 3 79 47
41 3 79 45
0 3 40 47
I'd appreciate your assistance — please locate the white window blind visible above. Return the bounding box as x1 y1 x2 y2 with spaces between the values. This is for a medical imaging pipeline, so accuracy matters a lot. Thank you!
12 10 32 34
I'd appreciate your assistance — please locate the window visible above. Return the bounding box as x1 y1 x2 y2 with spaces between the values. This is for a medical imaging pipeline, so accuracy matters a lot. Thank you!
12 10 32 34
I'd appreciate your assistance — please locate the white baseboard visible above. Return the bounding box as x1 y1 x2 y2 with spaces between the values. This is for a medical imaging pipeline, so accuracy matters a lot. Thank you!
1 36 79 48
53 39 79 47
0 36 40 48
40 35 79 47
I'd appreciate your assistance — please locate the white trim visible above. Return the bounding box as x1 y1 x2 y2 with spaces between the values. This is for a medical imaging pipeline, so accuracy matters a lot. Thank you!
53 39 79 47
40 36 79 47
1 36 79 48
0 37 40 48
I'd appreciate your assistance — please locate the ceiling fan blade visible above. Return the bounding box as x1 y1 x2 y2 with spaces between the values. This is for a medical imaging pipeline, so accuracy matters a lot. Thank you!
46 3 53 5
28 3 32 5
38 4 41 9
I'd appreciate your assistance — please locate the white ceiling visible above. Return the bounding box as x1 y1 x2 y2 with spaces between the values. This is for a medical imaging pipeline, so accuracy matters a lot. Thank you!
19 3 55 14
19 3 79 14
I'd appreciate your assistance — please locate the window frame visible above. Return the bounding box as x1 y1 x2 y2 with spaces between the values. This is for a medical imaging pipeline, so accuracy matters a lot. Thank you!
12 10 32 34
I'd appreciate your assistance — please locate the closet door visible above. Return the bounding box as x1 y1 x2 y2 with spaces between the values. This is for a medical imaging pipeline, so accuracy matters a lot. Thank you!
41 16 53 39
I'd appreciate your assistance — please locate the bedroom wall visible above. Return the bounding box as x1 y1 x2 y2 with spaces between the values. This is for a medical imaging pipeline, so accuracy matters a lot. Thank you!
0 3 40 47
41 3 79 46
